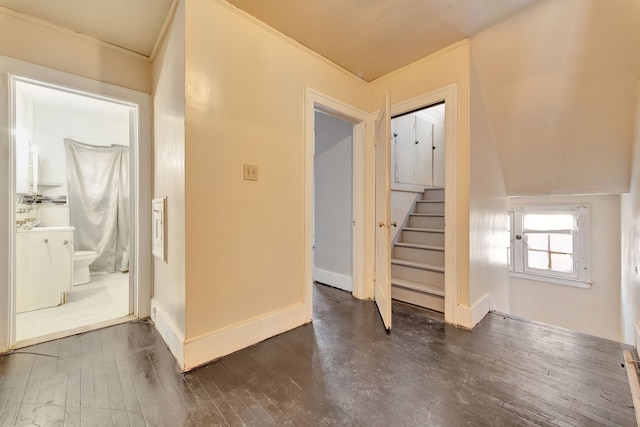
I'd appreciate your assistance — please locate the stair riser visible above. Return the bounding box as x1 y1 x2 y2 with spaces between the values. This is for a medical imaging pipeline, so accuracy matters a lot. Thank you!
422 189 445 201
394 246 444 266
416 202 445 214
391 264 444 286
409 216 445 229
402 230 445 246
392 286 444 313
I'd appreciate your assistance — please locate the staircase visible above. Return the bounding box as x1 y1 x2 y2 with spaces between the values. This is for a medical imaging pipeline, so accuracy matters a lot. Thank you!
391 188 445 312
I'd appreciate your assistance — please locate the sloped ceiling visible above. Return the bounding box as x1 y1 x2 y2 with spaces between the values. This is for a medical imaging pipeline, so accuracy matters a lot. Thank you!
225 0 540 81
471 0 640 195
0 0 539 79
0 0 174 57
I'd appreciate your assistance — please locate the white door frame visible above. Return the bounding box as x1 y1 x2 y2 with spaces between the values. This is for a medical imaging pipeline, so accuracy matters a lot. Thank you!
304 88 368 319
388 85 459 324
0 56 151 351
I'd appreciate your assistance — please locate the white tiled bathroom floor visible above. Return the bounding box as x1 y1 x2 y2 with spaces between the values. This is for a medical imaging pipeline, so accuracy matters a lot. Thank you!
16 272 130 342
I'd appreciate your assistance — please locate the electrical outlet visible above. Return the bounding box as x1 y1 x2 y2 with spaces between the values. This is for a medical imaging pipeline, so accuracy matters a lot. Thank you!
244 164 259 181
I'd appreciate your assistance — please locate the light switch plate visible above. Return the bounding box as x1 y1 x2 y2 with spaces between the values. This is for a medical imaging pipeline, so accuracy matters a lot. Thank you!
244 164 259 181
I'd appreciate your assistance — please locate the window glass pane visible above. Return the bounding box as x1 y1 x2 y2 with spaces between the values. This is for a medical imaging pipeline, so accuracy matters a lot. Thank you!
527 233 548 251
549 233 572 254
524 213 575 231
551 253 573 273
528 250 548 270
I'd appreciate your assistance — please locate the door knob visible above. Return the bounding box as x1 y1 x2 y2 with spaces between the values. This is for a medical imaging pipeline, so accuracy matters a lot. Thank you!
379 221 386 228
63 240 69 245
391 221 397 227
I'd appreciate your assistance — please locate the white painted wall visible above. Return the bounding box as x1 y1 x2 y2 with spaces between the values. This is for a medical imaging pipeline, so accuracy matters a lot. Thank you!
471 0 640 196
509 194 622 342
313 111 353 291
621 83 640 345
469 49 509 313
32 104 130 197
391 191 419 243
151 0 186 366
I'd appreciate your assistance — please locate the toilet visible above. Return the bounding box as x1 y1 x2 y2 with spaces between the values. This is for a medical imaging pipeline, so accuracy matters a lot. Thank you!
73 251 98 285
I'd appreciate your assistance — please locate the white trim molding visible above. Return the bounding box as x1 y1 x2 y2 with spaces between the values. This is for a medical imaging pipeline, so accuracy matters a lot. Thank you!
304 88 369 321
183 303 308 371
454 293 491 329
388 84 459 326
150 299 185 368
0 55 151 353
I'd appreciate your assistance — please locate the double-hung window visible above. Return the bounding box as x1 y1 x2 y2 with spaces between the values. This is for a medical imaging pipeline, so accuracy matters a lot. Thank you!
508 205 591 287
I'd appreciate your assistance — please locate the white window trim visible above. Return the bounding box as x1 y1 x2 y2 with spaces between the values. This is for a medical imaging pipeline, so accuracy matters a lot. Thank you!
508 204 592 288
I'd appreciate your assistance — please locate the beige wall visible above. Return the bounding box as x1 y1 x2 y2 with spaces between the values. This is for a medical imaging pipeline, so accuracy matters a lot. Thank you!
621 83 640 345
469 49 509 311
152 0 186 347
183 0 368 339
369 42 472 308
0 10 151 93
471 0 640 196
509 194 622 342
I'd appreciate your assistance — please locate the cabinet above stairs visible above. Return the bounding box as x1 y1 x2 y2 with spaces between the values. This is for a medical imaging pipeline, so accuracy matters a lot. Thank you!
391 188 445 312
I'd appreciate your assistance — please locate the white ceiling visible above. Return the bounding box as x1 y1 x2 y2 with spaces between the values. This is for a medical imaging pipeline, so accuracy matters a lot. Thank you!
0 0 540 79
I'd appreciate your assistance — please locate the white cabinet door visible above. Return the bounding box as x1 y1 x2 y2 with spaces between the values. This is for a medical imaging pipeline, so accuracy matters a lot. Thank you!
414 116 434 187
16 229 73 313
392 115 415 185
433 121 445 188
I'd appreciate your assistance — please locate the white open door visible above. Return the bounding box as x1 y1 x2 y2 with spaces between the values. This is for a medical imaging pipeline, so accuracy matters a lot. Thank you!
374 91 392 330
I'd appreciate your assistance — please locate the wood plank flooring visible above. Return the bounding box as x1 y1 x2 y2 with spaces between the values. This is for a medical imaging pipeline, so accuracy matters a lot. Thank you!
0 283 635 426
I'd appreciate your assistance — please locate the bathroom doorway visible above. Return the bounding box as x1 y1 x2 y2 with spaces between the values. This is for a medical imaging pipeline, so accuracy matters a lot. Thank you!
12 77 137 346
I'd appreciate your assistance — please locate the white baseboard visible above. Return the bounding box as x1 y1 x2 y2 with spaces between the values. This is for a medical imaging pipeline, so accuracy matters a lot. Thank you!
313 267 353 292
150 298 185 368
183 303 309 371
454 293 491 329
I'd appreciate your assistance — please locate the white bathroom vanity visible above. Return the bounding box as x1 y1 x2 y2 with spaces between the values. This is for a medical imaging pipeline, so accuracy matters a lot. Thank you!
16 226 74 313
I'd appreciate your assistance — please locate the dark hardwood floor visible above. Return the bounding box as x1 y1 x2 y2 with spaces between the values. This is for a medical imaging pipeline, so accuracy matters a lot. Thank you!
0 283 635 426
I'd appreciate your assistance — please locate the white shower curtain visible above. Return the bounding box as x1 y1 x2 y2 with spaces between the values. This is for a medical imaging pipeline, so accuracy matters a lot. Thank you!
64 139 129 274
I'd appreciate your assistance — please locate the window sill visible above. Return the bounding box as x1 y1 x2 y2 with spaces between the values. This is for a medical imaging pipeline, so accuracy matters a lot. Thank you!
508 271 593 289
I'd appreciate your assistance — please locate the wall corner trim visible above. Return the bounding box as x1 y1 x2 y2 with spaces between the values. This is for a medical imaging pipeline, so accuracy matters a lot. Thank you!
150 298 185 369
454 293 491 329
183 303 309 371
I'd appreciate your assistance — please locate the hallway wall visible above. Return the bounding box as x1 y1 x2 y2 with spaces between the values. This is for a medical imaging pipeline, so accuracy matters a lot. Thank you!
313 112 353 291
178 0 368 368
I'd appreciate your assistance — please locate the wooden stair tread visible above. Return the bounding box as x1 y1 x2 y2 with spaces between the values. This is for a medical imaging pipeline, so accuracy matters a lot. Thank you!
403 227 445 234
391 258 445 272
395 242 444 251
391 278 445 297
410 213 444 217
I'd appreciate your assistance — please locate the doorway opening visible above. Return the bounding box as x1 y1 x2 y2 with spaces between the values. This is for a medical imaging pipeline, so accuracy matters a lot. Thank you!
313 111 354 293
304 89 368 321
12 77 136 346
389 102 446 314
